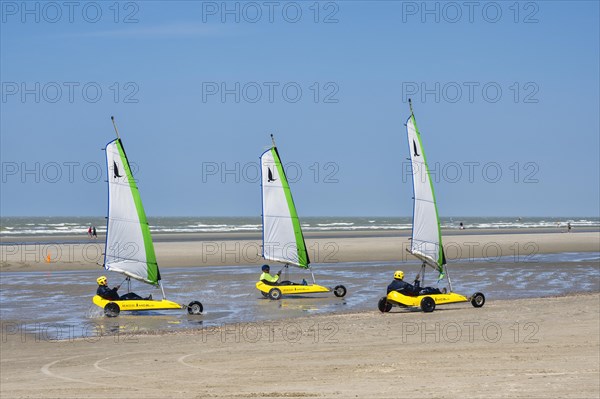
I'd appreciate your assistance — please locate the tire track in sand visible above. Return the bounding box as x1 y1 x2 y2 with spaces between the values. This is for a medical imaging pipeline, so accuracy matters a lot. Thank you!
177 353 215 372
93 351 155 377
41 355 105 386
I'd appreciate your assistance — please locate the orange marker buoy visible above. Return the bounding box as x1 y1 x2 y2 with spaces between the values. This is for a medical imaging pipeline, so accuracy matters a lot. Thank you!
46 253 51 263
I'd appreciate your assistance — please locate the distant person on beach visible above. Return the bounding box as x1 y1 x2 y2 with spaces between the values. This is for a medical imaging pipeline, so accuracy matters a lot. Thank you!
96 276 150 301
92 226 97 239
259 265 280 285
459 222 465 230
88 226 92 238
567 222 572 233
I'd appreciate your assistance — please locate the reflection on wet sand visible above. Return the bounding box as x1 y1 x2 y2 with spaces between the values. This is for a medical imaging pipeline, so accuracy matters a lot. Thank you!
0 252 598 339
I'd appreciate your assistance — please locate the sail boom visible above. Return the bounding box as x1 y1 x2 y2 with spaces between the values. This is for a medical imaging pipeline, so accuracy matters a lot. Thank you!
263 256 303 269
408 249 440 269
106 266 159 286
106 254 158 264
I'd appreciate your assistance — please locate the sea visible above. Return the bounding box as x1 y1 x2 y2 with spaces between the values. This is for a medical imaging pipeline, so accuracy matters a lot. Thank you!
1 216 598 236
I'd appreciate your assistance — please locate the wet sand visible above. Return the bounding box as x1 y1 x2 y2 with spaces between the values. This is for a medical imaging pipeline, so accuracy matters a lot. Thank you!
1 255 597 338
1 293 598 398
1 229 599 272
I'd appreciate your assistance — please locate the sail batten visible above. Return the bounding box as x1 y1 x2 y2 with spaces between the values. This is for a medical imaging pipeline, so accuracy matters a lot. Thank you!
261 146 310 268
103 138 160 285
406 111 445 274
107 217 149 223
414 198 436 204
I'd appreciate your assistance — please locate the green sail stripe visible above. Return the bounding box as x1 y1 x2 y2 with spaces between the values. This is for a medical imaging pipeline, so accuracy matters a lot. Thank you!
116 140 159 284
411 114 445 271
272 148 309 268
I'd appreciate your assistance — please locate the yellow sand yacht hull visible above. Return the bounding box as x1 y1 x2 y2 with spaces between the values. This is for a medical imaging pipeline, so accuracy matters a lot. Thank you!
256 281 346 300
93 295 203 317
379 291 485 313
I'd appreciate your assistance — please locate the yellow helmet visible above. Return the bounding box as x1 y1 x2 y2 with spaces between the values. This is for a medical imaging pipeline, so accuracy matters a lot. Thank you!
97 276 107 285
394 270 404 280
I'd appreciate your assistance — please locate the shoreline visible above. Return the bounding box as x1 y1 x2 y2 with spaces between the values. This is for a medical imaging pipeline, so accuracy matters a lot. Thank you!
1 225 598 244
1 229 599 272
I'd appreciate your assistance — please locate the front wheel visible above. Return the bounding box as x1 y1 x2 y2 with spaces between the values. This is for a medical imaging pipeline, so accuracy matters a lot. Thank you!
333 285 347 298
471 292 485 308
261 292 269 298
420 296 436 313
187 301 203 315
378 297 392 313
268 288 282 300
104 302 120 317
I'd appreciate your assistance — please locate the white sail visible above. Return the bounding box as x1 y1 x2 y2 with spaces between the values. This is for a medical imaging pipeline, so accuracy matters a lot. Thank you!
261 146 309 268
103 138 160 285
406 109 445 272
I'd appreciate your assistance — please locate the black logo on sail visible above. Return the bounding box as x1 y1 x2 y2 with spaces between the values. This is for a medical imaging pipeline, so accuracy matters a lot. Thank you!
113 161 123 178
267 167 276 182
413 140 421 157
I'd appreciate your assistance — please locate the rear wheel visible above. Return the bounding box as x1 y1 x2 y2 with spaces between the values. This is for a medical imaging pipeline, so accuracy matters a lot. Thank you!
104 302 120 317
333 285 347 297
471 292 485 308
187 301 203 315
268 288 282 300
378 297 392 313
420 296 436 313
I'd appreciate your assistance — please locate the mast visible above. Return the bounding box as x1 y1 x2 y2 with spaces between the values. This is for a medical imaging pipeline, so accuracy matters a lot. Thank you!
111 116 121 140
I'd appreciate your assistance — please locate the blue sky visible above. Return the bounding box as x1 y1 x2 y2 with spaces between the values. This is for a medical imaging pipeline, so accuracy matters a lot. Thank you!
1 1 599 217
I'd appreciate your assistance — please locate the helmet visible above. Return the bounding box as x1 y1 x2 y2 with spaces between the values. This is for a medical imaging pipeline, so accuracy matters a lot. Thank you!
394 270 404 280
261 265 270 272
97 276 107 285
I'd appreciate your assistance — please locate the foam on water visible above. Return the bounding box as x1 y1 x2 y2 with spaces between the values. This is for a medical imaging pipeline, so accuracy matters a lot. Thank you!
2 216 598 236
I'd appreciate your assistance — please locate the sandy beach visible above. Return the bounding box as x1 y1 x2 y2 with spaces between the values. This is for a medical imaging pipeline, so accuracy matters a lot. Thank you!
1 293 598 398
1 229 599 272
0 229 599 398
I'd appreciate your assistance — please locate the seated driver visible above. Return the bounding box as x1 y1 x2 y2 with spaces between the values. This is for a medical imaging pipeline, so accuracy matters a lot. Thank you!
96 276 150 300
259 265 280 285
386 270 422 296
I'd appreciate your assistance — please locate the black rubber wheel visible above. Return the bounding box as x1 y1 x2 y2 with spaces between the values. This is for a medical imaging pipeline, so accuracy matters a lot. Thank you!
261 292 269 298
187 301 203 315
268 288 282 300
378 296 392 313
420 296 436 313
104 302 120 317
333 285 347 298
471 292 485 308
